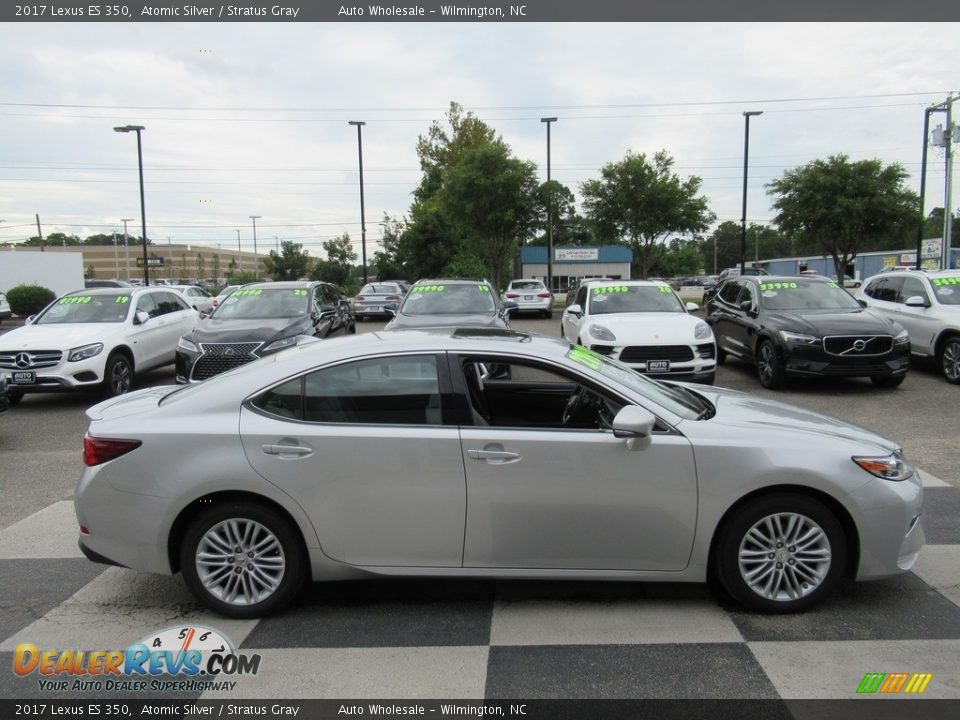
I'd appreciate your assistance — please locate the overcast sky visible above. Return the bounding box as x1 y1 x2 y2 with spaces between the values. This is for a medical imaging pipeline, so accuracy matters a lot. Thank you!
0 22 957 259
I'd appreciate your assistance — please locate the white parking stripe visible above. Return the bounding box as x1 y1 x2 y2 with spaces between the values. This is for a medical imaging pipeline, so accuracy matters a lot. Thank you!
0 501 84 559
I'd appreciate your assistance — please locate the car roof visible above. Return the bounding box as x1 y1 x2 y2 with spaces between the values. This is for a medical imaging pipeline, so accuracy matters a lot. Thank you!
243 281 319 289
414 278 489 285
581 278 669 287
66 286 163 296
739 275 831 283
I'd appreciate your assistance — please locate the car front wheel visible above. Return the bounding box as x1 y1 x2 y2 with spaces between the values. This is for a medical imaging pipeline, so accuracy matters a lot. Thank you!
716 493 846 613
756 340 786 389
180 502 306 618
103 353 133 397
940 336 960 384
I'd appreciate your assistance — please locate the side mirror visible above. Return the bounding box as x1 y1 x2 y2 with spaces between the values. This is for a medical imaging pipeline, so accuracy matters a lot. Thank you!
503 301 519 315
134 311 150 325
567 303 583 316
685 302 700 312
611 406 657 451
384 302 398 317
199 311 209 319
904 296 929 308
739 299 753 312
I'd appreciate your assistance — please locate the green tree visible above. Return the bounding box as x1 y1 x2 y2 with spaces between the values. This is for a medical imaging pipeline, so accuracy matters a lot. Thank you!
23 232 82 247
195 253 207 282
703 222 791 273
211 253 222 284
767 155 918 282
921 207 960 246
227 270 259 285
440 142 539 289
83 233 119 245
263 240 312 281
581 150 715 278
311 234 357 287
371 215 407 281
441 251 488 279
650 238 705 277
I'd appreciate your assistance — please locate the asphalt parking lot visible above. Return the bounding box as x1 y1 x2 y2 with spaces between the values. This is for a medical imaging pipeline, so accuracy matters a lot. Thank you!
1 316 958 701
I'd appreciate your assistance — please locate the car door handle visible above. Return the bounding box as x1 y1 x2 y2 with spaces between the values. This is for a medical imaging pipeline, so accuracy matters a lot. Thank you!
261 443 313 458
467 448 522 464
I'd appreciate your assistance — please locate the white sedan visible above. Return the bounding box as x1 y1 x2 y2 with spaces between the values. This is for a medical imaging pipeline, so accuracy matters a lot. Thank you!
561 279 716 384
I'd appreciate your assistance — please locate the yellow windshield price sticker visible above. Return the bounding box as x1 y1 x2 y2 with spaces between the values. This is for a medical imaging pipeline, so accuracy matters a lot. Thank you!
760 282 799 291
231 289 264 297
592 285 628 295
59 296 93 304
567 344 603 371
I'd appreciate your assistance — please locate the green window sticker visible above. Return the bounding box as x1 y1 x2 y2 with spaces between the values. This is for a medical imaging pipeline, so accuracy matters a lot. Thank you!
115 296 130 304
567 344 603 371
659 286 672 293
413 285 445 293
477 284 490 293
231 289 264 297
827 282 839 288
59 296 93 305
292 289 308 296
592 285 628 295
933 277 960 286
760 282 799 292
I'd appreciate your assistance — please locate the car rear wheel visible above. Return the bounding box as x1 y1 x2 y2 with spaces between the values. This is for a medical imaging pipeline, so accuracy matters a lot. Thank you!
756 340 786 389
103 353 133 397
180 502 306 618
716 493 846 613
940 336 960 384
870 375 905 388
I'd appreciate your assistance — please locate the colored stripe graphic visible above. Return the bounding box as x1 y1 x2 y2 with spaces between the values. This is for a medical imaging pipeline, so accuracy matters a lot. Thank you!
857 673 885 694
857 672 932 694
904 674 933 694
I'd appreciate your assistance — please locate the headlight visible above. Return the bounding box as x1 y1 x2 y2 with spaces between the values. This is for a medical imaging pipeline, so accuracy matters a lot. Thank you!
853 453 914 481
68 343 103 362
694 322 712 340
588 324 616 342
894 328 909 346
779 330 818 345
177 336 199 353
263 336 299 353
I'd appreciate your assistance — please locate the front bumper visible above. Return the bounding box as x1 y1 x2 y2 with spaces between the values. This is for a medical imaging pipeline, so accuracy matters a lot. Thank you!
781 343 911 378
590 342 717 381
851 470 925 580
0 354 107 393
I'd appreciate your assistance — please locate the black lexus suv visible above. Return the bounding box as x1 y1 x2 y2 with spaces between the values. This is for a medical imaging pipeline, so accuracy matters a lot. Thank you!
175 281 354 383
705 275 911 389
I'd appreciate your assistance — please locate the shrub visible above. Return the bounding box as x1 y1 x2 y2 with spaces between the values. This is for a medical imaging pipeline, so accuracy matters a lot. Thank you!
5 284 56 317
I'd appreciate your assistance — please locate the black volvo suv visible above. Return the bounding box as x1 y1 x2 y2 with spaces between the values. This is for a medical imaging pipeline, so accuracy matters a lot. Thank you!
705 275 910 389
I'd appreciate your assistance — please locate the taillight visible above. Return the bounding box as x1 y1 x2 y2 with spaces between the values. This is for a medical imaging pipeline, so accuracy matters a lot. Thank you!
83 435 142 466
505 293 519 299
384 295 400 301
355 295 365 301
537 292 552 298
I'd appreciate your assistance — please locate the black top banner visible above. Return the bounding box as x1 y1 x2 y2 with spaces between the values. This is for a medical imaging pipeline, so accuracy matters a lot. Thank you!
4 0 960 22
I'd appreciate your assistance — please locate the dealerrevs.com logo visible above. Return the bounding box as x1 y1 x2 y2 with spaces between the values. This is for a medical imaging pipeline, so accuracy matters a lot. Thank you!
13 625 261 693
857 672 933 695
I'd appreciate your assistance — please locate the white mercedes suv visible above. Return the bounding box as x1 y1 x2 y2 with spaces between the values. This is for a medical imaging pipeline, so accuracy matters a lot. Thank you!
0 287 198 405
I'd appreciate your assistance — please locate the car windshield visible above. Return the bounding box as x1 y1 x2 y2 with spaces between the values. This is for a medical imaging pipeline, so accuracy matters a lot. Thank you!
401 283 496 315
758 280 861 310
211 288 309 319
35 293 132 324
360 284 401 295
510 281 544 291
565 345 706 420
931 277 960 306
588 284 685 314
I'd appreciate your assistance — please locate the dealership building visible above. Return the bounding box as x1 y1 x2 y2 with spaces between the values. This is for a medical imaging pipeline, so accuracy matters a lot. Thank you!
518 245 633 292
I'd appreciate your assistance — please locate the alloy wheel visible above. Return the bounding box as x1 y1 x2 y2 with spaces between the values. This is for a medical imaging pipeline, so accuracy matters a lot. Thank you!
195 519 286 606
738 512 832 602
943 339 960 383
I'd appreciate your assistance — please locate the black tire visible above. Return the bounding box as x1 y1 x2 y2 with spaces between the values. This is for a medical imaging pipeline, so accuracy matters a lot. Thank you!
348 321 357 334
7 388 24 406
103 352 134 397
179 501 306 619
715 493 846 613
870 374 905 388
939 336 960 385
756 340 786 389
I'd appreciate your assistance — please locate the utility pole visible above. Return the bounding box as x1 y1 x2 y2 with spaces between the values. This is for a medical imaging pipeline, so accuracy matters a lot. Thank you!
35 214 44 252
249 215 261 279
541 117 558 291
349 121 368 284
943 95 955 270
121 218 133 281
112 232 119 278
740 111 763 274
235 229 242 273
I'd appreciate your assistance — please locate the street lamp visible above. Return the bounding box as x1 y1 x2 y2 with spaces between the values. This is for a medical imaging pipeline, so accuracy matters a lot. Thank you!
541 117 558 291
740 111 762 275
349 120 368 284
249 216 261 278
113 125 150 285
235 229 242 273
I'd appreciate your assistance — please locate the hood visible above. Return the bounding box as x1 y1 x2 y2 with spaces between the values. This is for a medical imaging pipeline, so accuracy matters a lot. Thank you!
86 386 179 422
588 312 707 343
764 308 897 336
386 313 507 330
0 323 128 350
186 317 312 344
685 384 896 453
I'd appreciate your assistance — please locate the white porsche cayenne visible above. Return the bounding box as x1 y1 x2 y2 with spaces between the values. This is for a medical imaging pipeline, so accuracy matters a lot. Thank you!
561 279 717 384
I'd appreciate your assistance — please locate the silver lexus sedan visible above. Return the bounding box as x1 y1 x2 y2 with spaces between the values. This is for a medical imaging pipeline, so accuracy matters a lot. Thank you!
75 328 924 618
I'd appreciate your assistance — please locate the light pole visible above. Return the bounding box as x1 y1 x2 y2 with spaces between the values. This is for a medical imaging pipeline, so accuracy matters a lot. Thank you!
112 231 119 278
740 111 762 275
249 216 261 278
349 120 368 284
235 229 242 273
541 117 558 291
167 237 173 280
114 125 150 285
121 218 133 281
